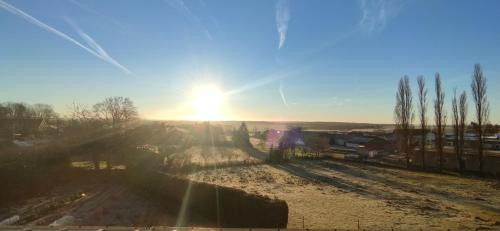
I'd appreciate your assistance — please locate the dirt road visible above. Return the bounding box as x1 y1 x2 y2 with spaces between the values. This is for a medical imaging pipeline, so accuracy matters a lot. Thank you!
187 160 500 230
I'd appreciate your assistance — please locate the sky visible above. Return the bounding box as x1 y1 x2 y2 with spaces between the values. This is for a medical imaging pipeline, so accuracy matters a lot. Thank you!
0 0 499 123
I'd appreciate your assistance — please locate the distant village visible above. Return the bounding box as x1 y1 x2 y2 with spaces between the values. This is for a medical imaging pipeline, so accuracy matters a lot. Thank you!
258 125 500 175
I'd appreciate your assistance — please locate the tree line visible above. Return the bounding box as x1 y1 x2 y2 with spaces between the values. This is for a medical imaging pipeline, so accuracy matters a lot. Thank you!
0 103 59 139
0 96 138 142
69 96 138 131
394 63 492 176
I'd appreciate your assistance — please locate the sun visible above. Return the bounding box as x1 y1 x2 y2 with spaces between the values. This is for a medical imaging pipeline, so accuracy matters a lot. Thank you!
191 85 224 121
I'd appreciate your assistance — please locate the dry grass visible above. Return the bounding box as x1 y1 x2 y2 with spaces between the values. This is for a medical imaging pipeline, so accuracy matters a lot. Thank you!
187 160 500 230
171 146 261 167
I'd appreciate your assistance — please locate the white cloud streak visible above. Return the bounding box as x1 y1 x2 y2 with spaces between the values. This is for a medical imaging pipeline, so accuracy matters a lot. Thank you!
224 65 309 96
224 74 286 96
68 0 126 32
0 0 131 74
77 28 131 74
165 0 212 39
359 0 402 35
276 0 290 49
279 83 288 107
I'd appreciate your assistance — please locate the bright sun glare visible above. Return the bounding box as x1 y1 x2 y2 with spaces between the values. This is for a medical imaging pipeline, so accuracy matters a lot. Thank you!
191 85 224 121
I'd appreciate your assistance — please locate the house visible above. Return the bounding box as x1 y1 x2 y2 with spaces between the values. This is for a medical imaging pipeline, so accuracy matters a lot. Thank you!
366 137 395 153
0 118 43 140
331 133 349 146
411 129 436 146
485 139 500 150
358 148 378 157
345 136 374 148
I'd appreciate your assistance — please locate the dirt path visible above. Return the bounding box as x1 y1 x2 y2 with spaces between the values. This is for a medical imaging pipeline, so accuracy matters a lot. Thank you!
187 159 500 230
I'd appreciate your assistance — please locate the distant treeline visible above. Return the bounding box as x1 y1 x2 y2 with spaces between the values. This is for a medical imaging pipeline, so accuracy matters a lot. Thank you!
0 96 138 142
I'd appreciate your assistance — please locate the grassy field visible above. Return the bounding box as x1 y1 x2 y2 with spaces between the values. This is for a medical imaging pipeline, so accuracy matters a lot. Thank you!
173 146 261 166
187 159 500 230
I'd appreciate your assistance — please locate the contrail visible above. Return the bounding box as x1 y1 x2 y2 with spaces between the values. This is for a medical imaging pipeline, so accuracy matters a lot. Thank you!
279 83 288 107
165 0 212 39
276 0 290 49
68 0 126 32
0 0 131 74
74 25 132 74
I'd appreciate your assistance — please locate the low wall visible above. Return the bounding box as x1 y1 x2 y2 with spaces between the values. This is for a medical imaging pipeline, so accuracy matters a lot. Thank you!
125 169 288 228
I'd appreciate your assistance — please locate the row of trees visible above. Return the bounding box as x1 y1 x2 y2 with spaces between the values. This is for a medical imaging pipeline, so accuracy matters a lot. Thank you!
0 103 57 120
0 97 138 141
69 96 138 130
394 63 490 175
0 103 59 139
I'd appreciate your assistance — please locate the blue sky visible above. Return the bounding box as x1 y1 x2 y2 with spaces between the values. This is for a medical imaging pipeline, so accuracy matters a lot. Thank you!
0 0 499 123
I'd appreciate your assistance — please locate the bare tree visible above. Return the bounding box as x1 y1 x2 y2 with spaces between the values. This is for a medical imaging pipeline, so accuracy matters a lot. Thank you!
417 76 428 169
451 89 460 173
93 102 110 125
471 63 489 176
458 91 467 174
102 97 138 128
33 104 56 120
122 98 138 121
395 75 414 168
434 73 446 172
69 102 93 128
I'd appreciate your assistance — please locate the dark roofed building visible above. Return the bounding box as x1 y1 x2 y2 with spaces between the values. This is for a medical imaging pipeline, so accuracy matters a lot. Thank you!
0 118 43 140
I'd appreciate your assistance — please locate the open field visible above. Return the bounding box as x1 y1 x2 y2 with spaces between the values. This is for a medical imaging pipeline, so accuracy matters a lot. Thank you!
2 121 499 229
175 146 261 166
187 160 500 230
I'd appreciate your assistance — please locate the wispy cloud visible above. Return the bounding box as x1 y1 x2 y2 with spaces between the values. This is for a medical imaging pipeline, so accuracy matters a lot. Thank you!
224 65 309 96
290 96 352 107
165 0 211 39
0 0 131 74
359 0 403 35
224 73 286 96
68 0 126 32
279 83 288 107
276 0 290 49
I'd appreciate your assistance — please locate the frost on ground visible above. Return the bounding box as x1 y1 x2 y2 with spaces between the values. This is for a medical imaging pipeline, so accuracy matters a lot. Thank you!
187 160 500 230
181 146 261 166
0 182 178 227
